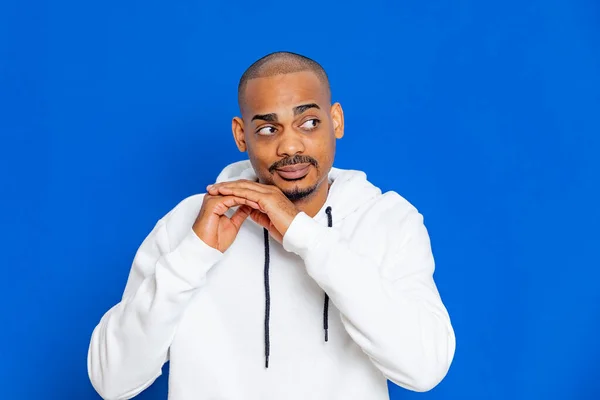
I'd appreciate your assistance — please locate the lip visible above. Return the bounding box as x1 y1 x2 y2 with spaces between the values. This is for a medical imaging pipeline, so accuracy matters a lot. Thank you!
275 163 311 180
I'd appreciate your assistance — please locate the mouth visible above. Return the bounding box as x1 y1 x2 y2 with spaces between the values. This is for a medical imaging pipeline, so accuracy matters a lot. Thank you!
275 163 311 181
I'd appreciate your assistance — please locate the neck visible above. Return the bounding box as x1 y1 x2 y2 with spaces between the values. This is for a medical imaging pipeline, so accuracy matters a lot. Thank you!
293 180 330 218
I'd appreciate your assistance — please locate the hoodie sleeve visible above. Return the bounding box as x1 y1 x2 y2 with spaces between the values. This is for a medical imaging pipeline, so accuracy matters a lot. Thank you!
87 216 223 400
282 208 456 393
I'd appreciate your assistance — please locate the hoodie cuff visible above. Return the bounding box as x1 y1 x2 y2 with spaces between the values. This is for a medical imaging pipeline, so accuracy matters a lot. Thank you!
163 228 224 288
283 212 330 259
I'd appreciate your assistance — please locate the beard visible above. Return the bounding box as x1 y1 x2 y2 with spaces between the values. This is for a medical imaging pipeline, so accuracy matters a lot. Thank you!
282 182 319 201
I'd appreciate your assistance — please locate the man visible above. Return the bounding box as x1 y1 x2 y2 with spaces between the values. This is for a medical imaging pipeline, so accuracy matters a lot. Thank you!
87 51 456 400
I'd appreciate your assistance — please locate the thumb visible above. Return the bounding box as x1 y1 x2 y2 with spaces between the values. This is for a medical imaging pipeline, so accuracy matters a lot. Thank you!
229 205 252 230
249 209 271 230
250 210 283 243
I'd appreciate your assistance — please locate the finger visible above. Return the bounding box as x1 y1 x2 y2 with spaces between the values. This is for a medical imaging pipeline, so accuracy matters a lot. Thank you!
213 187 267 207
229 205 252 230
220 196 261 210
208 180 271 195
209 196 261 216
249 209 271 230
250 210 283 243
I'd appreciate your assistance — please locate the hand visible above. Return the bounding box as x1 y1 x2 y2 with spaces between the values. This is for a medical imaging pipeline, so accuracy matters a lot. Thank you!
206 180 300 243
192 194 262 252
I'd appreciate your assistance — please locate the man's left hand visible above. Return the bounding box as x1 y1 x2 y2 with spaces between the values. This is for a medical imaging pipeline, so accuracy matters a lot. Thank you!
206 180 299 243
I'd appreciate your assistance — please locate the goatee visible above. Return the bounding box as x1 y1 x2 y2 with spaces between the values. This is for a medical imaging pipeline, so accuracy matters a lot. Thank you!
283 183 319 202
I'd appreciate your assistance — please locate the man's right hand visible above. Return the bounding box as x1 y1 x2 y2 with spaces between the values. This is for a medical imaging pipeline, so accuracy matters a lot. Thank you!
192 194 262 253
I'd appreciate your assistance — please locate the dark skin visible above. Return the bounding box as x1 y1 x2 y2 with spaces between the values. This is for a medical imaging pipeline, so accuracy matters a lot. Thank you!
203 70 344 244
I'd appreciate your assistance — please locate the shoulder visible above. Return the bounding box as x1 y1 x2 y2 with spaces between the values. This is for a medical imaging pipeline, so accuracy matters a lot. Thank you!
355 190 431 254
367 190 423 226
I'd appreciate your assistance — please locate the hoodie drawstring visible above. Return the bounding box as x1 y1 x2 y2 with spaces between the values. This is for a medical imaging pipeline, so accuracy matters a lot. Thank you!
263 206 333 368
323 206 333 342
263 228 271 369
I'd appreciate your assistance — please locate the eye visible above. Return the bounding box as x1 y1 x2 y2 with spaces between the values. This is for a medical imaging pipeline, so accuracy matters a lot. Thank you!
257 126 277 136
300 119 320 131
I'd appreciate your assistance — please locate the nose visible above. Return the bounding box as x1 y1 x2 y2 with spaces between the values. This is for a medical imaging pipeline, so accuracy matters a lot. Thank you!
276 129 305 157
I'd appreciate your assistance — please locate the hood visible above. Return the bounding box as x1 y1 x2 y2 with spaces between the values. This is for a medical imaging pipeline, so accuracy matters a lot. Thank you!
215 159 381 223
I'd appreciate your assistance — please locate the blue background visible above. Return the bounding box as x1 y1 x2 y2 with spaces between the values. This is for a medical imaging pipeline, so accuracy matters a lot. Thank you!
2 0 599 399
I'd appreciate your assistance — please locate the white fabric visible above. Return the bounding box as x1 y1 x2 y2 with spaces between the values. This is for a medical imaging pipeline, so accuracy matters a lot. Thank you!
87 160 456 400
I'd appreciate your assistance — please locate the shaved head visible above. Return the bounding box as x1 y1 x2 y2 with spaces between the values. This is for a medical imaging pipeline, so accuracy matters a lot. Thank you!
237 51 331 108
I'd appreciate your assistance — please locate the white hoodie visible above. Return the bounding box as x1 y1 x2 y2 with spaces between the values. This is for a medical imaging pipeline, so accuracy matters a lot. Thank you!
87 160 456 400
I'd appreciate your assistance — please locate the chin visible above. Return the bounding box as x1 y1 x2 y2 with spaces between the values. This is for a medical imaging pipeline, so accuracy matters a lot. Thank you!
278 179 320 202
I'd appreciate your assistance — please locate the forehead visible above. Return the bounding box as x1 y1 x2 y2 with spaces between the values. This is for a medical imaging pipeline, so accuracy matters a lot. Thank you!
241 71 328 116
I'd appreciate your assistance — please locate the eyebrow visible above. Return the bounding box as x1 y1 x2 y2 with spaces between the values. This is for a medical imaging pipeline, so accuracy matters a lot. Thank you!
293 103 320 116
251 103 321 123
251 113 278 122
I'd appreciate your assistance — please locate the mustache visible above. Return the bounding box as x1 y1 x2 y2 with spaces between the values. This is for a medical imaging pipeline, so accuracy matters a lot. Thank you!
269 155 318 173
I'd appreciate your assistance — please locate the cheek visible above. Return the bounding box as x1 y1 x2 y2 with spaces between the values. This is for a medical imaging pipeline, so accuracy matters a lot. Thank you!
247 142 269 164
314 133 336 165
247 145 276 180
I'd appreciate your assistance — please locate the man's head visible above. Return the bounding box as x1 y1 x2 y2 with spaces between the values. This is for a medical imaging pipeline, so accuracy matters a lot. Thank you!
232 51 344 202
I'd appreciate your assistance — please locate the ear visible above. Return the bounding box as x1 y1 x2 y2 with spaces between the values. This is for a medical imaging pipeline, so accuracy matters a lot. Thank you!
330 102 344 139
232 116 247 152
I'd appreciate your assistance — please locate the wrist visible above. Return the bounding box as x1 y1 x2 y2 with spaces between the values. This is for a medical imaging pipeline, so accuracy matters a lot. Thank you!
282 212 329 258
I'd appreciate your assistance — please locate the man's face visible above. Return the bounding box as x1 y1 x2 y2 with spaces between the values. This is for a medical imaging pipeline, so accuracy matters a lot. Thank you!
233 70 344 201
